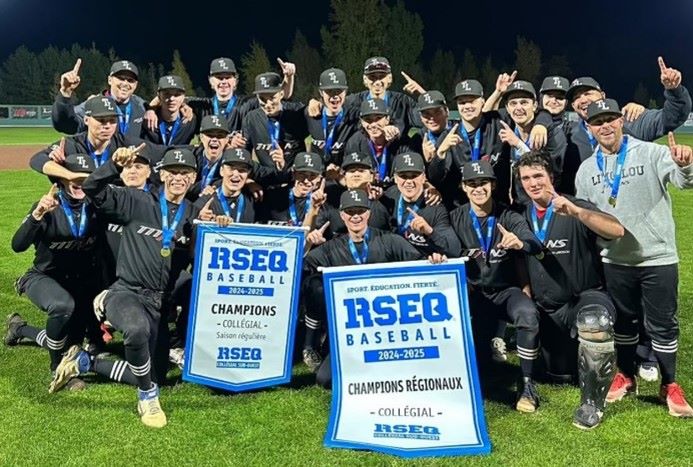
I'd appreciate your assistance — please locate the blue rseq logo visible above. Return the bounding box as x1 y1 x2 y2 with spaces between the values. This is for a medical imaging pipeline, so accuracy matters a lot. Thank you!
216 347 262 369
373 424 441 440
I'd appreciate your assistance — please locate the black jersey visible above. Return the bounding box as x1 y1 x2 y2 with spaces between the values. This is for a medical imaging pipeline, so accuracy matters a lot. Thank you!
522 196 606 310
381 187 461 257
139 110 197 146
304 227 423 273
449 202 541 290
194 190 256 224
315 187 390 240
343 132 412 186
82 160 199 293
305 107 360 167
185 94 256 133
257 186 312 226
344 90 418 134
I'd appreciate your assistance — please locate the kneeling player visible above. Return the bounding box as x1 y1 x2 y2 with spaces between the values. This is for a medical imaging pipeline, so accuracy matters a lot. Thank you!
517 151 624 429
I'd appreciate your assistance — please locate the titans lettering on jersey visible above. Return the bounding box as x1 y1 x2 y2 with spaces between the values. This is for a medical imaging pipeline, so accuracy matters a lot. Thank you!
108 223 123 234
135 224 190 246
254 141 302 152
589 165 645 186
48 236 97 251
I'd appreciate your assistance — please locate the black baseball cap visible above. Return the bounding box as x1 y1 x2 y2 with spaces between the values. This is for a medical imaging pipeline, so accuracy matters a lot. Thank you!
160 148 197 170
364 57 391 75
341 152 374 170
110 60 138 78
454 80 484 98
84 96 118 118
293 152 324 174
319 68 348 90
221 148 252 168
254 72 283 94
503 81 537 100
566 77 602 103
586 99 622 124
461 160 496 182
157 75 185 92
340 189 371 211
393 152 425 174
210 57 237 75
64 153 96 174
360 98 389 117
540 76 570 94
417 90 447 111
199 115 230 134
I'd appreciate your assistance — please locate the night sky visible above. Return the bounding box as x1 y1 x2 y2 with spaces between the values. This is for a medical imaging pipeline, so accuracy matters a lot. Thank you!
2 0 692 102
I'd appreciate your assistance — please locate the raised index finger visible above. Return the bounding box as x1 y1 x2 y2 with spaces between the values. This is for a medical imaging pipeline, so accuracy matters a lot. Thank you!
406 207 420 217
202 196 215 211
73 58 82 74
319 221 331 232
497 223 508 235
658 56 668 72
401 71 413 82
59 137 65 152
276 57 285 67
509 70 517 82
668 131 677 148
449 123 459 134
499 120 512 130
48 183 60 197
132 142 147 154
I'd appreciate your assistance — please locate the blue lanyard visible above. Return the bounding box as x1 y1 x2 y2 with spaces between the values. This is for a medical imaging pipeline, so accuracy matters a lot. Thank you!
469 210 495 255
396 195 420 234
159 117 182 145
596 136 629 207
512 127 530 161
213 95 237 118
367 91 389 107
115 101 131 135
531 204 554 244
322 108 344 155
368 141 388 181
348 229 370 264
427 123 451 146
58 192 87 238
143 183 150 192
159 188 186 252
288 189 311 226
459 124 481 160
268 119 280 149
581 120 598 149
86 140 110 167
201 159 220 188
216 187 245 223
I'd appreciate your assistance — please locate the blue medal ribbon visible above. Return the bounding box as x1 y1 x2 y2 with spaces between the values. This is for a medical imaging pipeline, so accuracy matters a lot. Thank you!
159 117 182 145
469 209 495 256
596 136 629 207
531 203 554 244
268 119 280 150
201 159 220 189
58 192 87 238
322 108 344 155
143 183 150 193
86 140 110 167
459 124 482 160
581 120 598 149
512 127 530 161
115 101 131 135
288 189 311 226
368 141 388 181
348 228 370 264
396 195 421 235
216 187 245 223
213 95 237 118
159 188 186 253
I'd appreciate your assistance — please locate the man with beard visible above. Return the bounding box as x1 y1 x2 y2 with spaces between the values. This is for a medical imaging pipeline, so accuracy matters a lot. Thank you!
516 150 624 429
53 59 146 139
576 99 693 418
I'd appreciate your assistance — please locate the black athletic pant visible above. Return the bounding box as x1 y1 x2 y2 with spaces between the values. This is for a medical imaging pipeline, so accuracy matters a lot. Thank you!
604 263 679 385
302 274 326 350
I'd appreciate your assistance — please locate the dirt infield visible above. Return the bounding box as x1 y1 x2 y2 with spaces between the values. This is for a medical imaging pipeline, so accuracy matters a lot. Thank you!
0 145 44 170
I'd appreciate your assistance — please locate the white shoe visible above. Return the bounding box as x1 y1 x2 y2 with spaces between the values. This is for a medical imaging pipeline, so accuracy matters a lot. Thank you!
638 363 659 382
169 347 185 370
137 383 167 428
491 337 508 363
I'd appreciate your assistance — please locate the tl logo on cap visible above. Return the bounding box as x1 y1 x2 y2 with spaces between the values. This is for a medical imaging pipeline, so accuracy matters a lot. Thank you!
303 154 314 167
403 154 414 167
328 72 339 84
459 81 472 91
217 59 228 70
553 77 563 88
472 162 482 174
596 101 608 110
121 61 132 71
571 79 582 86
423 93 433 104
101 98 114 111
210 116 221 127
235 149 246 160
350 191 362 201
166 76 177 86
173 150 184 162
368 100 377 110
260 76 269 88
76 156 89 169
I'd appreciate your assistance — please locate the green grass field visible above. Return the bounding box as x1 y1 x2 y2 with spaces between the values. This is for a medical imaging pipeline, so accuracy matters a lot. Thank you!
0 131 692 465
0 127 62 145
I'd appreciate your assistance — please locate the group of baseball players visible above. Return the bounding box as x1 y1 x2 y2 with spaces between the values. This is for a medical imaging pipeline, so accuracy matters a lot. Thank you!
4 52 693 431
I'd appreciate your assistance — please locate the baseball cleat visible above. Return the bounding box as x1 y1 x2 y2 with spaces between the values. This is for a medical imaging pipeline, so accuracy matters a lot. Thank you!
516 377 540 413
606 372 637 403
660 383 693 418
138 383 167 428
4 313 26 346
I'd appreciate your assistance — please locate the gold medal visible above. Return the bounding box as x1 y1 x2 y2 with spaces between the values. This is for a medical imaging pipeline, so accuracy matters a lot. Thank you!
160 247 171 258
536 251 545 260
608 196 617 207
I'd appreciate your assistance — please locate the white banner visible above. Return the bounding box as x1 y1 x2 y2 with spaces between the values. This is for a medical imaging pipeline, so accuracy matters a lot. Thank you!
322 259 490 458
183 223 305 391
